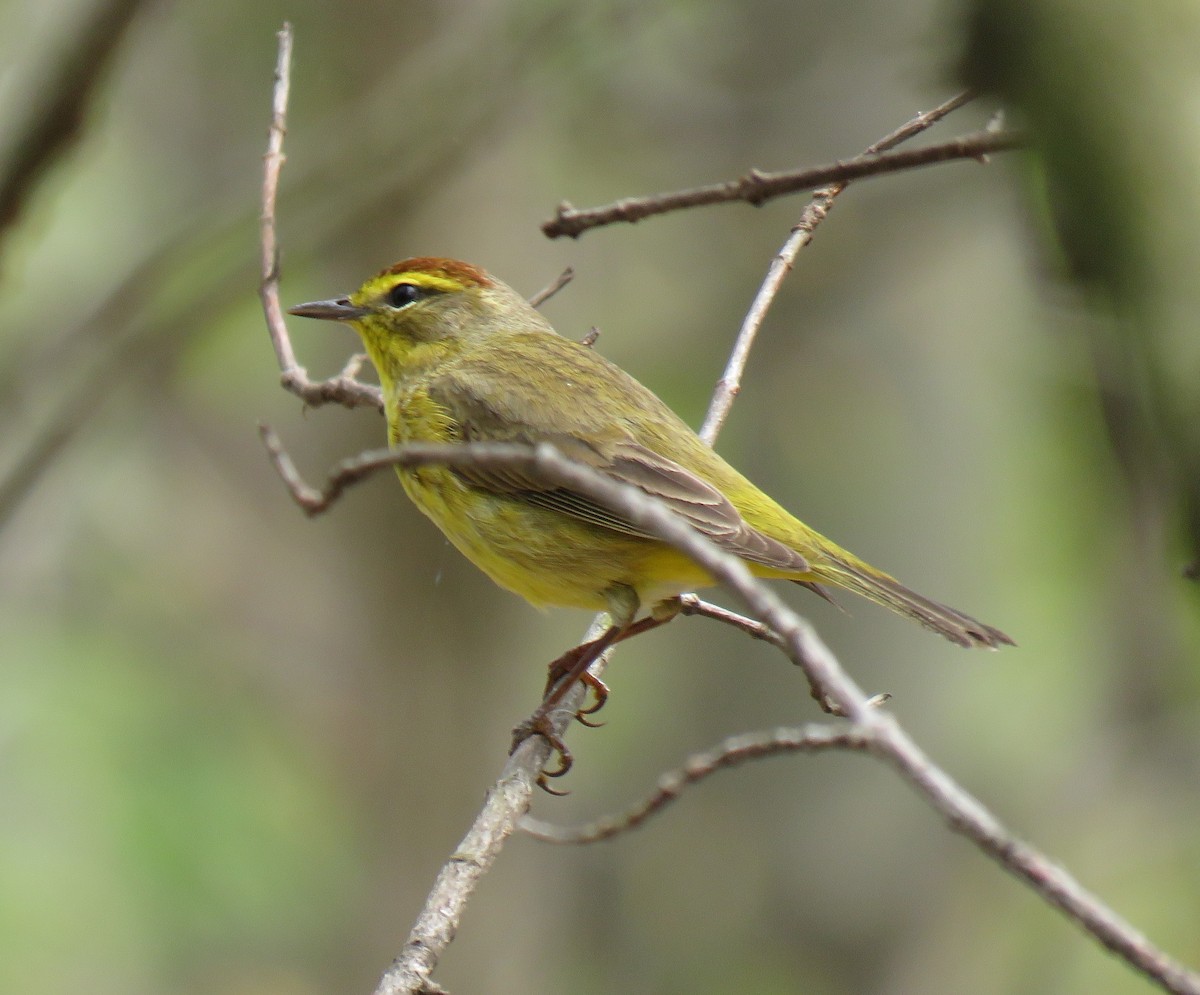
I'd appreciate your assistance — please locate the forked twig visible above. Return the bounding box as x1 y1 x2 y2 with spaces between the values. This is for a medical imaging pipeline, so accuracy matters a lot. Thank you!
700 89 978 442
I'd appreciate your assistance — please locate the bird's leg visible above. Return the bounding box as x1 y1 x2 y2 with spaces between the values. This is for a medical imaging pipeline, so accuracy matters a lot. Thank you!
512 585 643 790
541 636 608 699
512 622 625 792
574 596 683 719
537 632 614 726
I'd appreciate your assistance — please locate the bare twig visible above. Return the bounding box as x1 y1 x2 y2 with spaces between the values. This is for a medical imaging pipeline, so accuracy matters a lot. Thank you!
259 23 294 367
677 593 787 649
880 90 979 146
527 266 575 308
0 18 363 532
523 725 873 843
700 90 977 441
374 615 608 995
259 23 383 413
0 0 149 246
259 433 621 995
543 127 1024 240
263 430 1200 995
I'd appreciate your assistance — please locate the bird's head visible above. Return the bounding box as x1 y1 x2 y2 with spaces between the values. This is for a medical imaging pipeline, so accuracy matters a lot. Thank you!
288 257 549 390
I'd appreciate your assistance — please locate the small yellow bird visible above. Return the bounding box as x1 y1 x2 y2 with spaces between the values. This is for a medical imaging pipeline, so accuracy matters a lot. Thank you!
289 258 1011 759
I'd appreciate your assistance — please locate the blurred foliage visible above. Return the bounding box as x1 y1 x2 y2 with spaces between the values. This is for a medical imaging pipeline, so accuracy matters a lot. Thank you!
0 0 1197 993
963 0 1200 594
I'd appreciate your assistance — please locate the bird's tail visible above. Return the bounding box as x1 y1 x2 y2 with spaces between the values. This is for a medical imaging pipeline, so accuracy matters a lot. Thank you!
807 552 1013 649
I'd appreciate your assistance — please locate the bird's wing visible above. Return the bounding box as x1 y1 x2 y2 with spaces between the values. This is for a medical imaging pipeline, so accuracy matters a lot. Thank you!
423 342 810 574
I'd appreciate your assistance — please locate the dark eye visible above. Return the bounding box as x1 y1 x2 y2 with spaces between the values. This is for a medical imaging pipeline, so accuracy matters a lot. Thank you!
386 283 421 308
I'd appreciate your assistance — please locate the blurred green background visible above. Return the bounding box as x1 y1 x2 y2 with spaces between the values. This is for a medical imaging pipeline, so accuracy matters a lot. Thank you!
2 0 1198 993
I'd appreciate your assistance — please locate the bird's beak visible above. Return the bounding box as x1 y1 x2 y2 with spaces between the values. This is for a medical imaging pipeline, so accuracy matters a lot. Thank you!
287 297 369 321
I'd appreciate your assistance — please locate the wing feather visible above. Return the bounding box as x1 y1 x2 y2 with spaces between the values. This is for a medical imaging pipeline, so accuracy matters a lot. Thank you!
424 344 809 575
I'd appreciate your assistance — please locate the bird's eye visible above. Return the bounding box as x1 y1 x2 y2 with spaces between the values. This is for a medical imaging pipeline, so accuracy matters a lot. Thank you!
386 283 421 308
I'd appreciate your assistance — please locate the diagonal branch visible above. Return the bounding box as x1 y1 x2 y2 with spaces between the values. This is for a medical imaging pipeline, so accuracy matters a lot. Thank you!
263 431 1200 995
527 266 575 308
700 89 978 442
543 127 1024 240
0 0 150 247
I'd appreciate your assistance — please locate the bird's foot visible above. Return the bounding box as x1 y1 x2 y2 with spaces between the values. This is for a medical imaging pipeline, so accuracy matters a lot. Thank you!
510 712 575 795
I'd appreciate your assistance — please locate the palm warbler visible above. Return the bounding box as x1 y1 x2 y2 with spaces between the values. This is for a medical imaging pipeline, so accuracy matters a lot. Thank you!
289 258 1011 761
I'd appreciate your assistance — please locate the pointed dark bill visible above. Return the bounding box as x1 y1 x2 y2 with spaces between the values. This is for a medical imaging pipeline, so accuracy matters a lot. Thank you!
287 298 369 321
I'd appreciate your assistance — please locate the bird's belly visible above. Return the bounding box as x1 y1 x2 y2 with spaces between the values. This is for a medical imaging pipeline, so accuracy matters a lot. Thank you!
396 465 714 611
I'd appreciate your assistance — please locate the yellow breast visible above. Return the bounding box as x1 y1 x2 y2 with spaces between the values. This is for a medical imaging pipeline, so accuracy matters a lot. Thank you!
383 387 713 610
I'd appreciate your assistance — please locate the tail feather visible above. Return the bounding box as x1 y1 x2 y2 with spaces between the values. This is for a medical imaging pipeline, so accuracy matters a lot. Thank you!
796 579 844 611
808 554 1013 649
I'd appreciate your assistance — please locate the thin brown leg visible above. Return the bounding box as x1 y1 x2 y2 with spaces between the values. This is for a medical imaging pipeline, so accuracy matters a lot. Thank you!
514 591 683 791
510 622 625 789
574 606 678 718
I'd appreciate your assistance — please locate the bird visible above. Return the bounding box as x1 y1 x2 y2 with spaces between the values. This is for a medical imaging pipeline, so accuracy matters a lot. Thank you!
288 257 1012 775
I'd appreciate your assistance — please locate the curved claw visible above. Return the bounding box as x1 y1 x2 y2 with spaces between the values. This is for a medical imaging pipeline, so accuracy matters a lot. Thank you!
536 734 574 793
577 674 609 716
541 743 573 778
536 775 571 796
510 715 576 794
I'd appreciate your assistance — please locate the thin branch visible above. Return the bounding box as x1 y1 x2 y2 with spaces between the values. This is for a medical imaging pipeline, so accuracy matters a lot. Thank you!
881 90 979 146
260 429 624 995
527 266 575 308
261 431 1200 995
0 11 415 531
523 725 873 843
0 0 149 246
700 90 978 442
260 22 294 371
0 0 590 534
677 593 787 649
258 23 383 413
543 127 1023 240
373 625 604 995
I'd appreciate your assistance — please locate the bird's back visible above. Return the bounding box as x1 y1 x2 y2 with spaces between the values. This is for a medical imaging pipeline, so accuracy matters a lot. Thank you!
439 330 828 566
